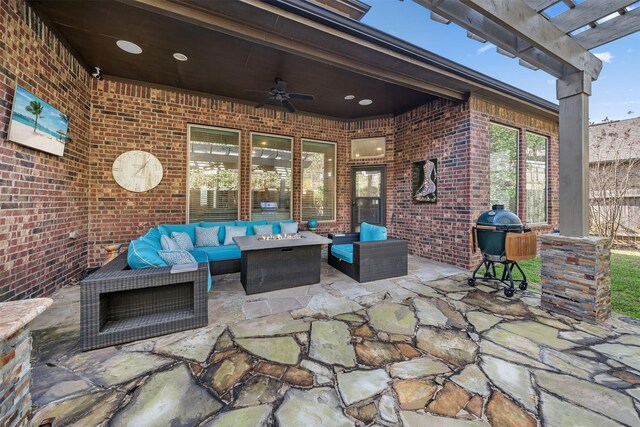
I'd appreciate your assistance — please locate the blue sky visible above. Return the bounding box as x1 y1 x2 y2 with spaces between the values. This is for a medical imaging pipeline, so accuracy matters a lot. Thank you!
361 0 640 123
14 86 69 132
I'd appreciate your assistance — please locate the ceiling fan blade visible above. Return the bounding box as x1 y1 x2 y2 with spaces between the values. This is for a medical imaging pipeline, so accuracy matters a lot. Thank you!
288 93 314 101
255 98 272 108
282 99 296 113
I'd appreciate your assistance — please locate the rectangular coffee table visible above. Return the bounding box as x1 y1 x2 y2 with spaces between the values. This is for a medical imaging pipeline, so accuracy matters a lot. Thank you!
233 231 331 294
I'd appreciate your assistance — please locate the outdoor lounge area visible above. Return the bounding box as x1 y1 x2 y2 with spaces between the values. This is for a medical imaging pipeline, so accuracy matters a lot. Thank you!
26 254 640 426
2 0 640 426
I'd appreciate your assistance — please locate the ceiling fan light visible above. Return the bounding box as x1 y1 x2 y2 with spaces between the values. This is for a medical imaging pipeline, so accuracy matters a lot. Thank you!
173 53 188 61
344 95 355 100
359 99 373 106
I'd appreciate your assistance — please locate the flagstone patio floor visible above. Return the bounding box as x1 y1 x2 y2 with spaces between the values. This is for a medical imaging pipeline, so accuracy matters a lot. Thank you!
29 254 640 426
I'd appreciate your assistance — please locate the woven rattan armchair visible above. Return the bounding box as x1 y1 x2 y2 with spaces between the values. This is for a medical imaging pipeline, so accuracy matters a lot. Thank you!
328 233 408 283
80 251 209 351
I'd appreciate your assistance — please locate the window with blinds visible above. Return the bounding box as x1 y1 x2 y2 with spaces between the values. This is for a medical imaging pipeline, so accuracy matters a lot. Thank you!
302 140 336 221
250 133 292 221
188 125 240 222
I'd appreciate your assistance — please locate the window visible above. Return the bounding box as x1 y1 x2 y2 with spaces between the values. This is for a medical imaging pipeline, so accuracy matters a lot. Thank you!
302 140 336 221
251 133 292 220
489 123 519 212
351 137 385 159
526 132 548 223
188 125 239 222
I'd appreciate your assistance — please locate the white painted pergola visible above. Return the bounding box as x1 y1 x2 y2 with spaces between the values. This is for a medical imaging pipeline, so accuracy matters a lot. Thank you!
415 0 640 237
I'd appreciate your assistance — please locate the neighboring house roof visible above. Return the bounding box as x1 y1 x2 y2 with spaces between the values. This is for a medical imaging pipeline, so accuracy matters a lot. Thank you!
589 117 640 163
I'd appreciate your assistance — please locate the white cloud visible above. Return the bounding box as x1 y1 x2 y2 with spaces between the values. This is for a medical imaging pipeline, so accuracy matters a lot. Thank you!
594 52 614 63
476 43 494 55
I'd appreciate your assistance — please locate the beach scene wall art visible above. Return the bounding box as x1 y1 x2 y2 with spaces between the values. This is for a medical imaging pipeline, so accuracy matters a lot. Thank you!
7 85 69 156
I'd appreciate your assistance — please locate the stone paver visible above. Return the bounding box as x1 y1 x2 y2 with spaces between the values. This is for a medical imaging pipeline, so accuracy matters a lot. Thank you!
236 337 300 365
534 370 640 427
154 325 225 363
337 369 390 405
275 388 355 427
481 356 536 412
230 313 309 338
204 405 271 427
417 327 478 367
368 301 417 335
389 356 451 379
540 392 620 427
309 320 356 367
29 255 640 427
63 347 171 387
111 364 222 427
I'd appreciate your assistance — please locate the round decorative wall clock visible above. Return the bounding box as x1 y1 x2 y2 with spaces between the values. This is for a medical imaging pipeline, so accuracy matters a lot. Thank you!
112 150 163 192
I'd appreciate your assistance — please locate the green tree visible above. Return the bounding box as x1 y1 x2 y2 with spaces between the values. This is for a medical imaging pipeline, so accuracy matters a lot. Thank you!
25 100 44 132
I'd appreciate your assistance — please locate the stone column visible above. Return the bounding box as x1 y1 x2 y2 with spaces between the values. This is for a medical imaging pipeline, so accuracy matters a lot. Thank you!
0 298 52 426
540 234 611 324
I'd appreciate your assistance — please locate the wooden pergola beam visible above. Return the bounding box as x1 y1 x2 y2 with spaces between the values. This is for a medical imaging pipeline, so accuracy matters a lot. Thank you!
573 7 640 49
457 0 602 79
551 0 638 34
418 0 569 77
521 0 559 12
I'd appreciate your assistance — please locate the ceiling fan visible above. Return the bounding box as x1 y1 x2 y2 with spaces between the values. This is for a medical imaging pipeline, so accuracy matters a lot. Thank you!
243 78 314 113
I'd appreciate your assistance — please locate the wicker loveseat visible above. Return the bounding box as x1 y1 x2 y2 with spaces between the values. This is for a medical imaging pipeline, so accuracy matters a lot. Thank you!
328 223 408 283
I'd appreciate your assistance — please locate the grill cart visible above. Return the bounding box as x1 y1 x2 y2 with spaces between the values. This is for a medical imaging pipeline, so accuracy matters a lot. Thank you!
468 205 537 297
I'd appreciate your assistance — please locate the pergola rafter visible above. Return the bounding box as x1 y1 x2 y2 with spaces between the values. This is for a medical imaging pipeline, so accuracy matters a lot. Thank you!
415 0 640 238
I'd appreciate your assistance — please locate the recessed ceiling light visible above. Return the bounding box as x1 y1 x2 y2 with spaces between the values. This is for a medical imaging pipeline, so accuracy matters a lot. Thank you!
359 99 373 106
344 95 355 100
173 53 188 61
116 40 142 54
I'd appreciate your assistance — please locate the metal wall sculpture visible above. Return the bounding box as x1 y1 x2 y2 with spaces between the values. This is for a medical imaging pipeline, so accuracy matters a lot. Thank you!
412 159 437 203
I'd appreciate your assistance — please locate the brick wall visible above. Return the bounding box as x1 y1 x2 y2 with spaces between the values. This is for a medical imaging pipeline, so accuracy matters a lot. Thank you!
88 79 370 265
0 0 91 301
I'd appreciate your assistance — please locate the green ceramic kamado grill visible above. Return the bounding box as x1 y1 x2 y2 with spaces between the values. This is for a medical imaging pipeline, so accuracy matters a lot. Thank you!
469 204 537 297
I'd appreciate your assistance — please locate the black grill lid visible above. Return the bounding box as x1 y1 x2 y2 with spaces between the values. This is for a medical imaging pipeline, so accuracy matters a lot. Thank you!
477 204 523 228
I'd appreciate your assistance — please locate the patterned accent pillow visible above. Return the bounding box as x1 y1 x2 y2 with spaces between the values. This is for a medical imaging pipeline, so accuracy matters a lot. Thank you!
195 226 219 247
171 231 194 251
253 224 273 236
158 250 197 266
160 234 180 251
223 226 247 245
280 222 299 234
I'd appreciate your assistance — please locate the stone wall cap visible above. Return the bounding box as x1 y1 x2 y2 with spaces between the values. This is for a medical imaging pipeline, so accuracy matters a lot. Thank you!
539 234 610 245
0 298 53 341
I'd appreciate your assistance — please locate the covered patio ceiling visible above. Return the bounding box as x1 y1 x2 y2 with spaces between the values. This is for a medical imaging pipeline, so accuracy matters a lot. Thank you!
31 0 558 120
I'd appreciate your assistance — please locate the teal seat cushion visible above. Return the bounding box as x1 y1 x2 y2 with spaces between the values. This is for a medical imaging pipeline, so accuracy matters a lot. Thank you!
141 227 163 251
201 221 235 246
360 222 387 242
190 250 212 291
193 245 241 261
235 220 268 236
158 223 201 244
269 219 294 234
331 244 354 264
127 238 168 269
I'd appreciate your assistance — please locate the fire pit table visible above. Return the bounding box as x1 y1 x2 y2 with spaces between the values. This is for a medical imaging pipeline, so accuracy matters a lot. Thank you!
233 231 331 294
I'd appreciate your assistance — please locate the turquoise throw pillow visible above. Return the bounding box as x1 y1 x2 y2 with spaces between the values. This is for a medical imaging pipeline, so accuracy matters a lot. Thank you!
280 222 299 234
224 226 247 245
360 222 387 242
171 232 194 251
127 238 168 269
253 224 273 236
196 226 219 247
158 250 197 266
